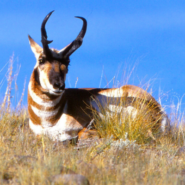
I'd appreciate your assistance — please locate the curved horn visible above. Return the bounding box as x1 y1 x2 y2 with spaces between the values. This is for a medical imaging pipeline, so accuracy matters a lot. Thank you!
41 11 54 57
61 16 87 58
75 16 87 40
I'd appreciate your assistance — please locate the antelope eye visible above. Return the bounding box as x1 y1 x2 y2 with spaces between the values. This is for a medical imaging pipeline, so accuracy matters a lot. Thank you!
39 58 45 64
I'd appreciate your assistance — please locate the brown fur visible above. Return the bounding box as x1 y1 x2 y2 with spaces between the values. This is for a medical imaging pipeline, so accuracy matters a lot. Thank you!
78 128 99 140
53 63 60 73
28 68 163 125
28 63 164 140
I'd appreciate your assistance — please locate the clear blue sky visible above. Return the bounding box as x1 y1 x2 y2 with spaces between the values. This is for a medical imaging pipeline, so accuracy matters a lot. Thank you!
0 0 185 112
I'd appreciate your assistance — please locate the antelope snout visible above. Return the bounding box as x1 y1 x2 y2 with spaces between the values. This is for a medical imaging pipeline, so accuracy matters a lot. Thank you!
54 82 65 90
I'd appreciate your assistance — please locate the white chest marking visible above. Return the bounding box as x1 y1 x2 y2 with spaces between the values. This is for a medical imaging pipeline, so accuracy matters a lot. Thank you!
29 102 82 141
29 82 62 107
31 105 59 118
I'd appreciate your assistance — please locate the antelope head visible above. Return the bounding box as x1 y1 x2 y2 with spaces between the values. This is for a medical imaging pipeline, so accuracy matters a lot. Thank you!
28 11 87 95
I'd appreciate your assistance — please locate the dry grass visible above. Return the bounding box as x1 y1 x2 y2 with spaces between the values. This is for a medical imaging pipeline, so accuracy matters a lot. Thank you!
1 58 185 184
0 111 185 185
90 92 165 144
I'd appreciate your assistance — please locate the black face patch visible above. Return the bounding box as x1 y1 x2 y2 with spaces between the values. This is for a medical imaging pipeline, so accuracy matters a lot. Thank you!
50 61 69 89
38 53 70 66
34 68 40 86
49 66 65 89
37 52 70 90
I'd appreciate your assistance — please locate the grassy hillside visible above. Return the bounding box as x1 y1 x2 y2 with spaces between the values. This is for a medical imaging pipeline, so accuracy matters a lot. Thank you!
1 58 185 184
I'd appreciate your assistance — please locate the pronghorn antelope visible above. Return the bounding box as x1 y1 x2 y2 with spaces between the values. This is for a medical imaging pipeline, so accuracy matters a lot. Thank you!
28 11 168 142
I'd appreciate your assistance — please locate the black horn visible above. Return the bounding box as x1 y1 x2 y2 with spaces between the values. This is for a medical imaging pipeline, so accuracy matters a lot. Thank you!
61 16 87 58
41 11 54 57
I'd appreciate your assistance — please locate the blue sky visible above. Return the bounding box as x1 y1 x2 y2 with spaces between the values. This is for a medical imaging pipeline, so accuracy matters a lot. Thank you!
0 0 185 112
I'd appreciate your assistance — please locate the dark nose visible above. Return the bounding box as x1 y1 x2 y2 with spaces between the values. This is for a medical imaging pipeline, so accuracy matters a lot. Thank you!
54 82 61 89
54 82 65 90
59 84 65 90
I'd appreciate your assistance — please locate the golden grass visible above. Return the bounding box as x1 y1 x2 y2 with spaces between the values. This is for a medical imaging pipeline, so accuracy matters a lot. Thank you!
91 94 164 144
0 111 185 184
1 58 185 184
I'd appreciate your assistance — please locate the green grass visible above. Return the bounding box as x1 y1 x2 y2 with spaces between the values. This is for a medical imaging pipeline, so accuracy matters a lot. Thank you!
1 57 185 184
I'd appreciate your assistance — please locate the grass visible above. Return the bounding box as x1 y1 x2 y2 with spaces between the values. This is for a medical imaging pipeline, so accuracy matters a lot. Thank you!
1 57 185 184
91 95 164 144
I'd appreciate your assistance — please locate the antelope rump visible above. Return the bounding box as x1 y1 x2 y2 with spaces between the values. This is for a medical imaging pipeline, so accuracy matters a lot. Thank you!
28 11 168 142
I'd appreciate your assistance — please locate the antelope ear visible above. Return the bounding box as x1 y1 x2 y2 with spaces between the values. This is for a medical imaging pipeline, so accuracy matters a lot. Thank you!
28 35 43 58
